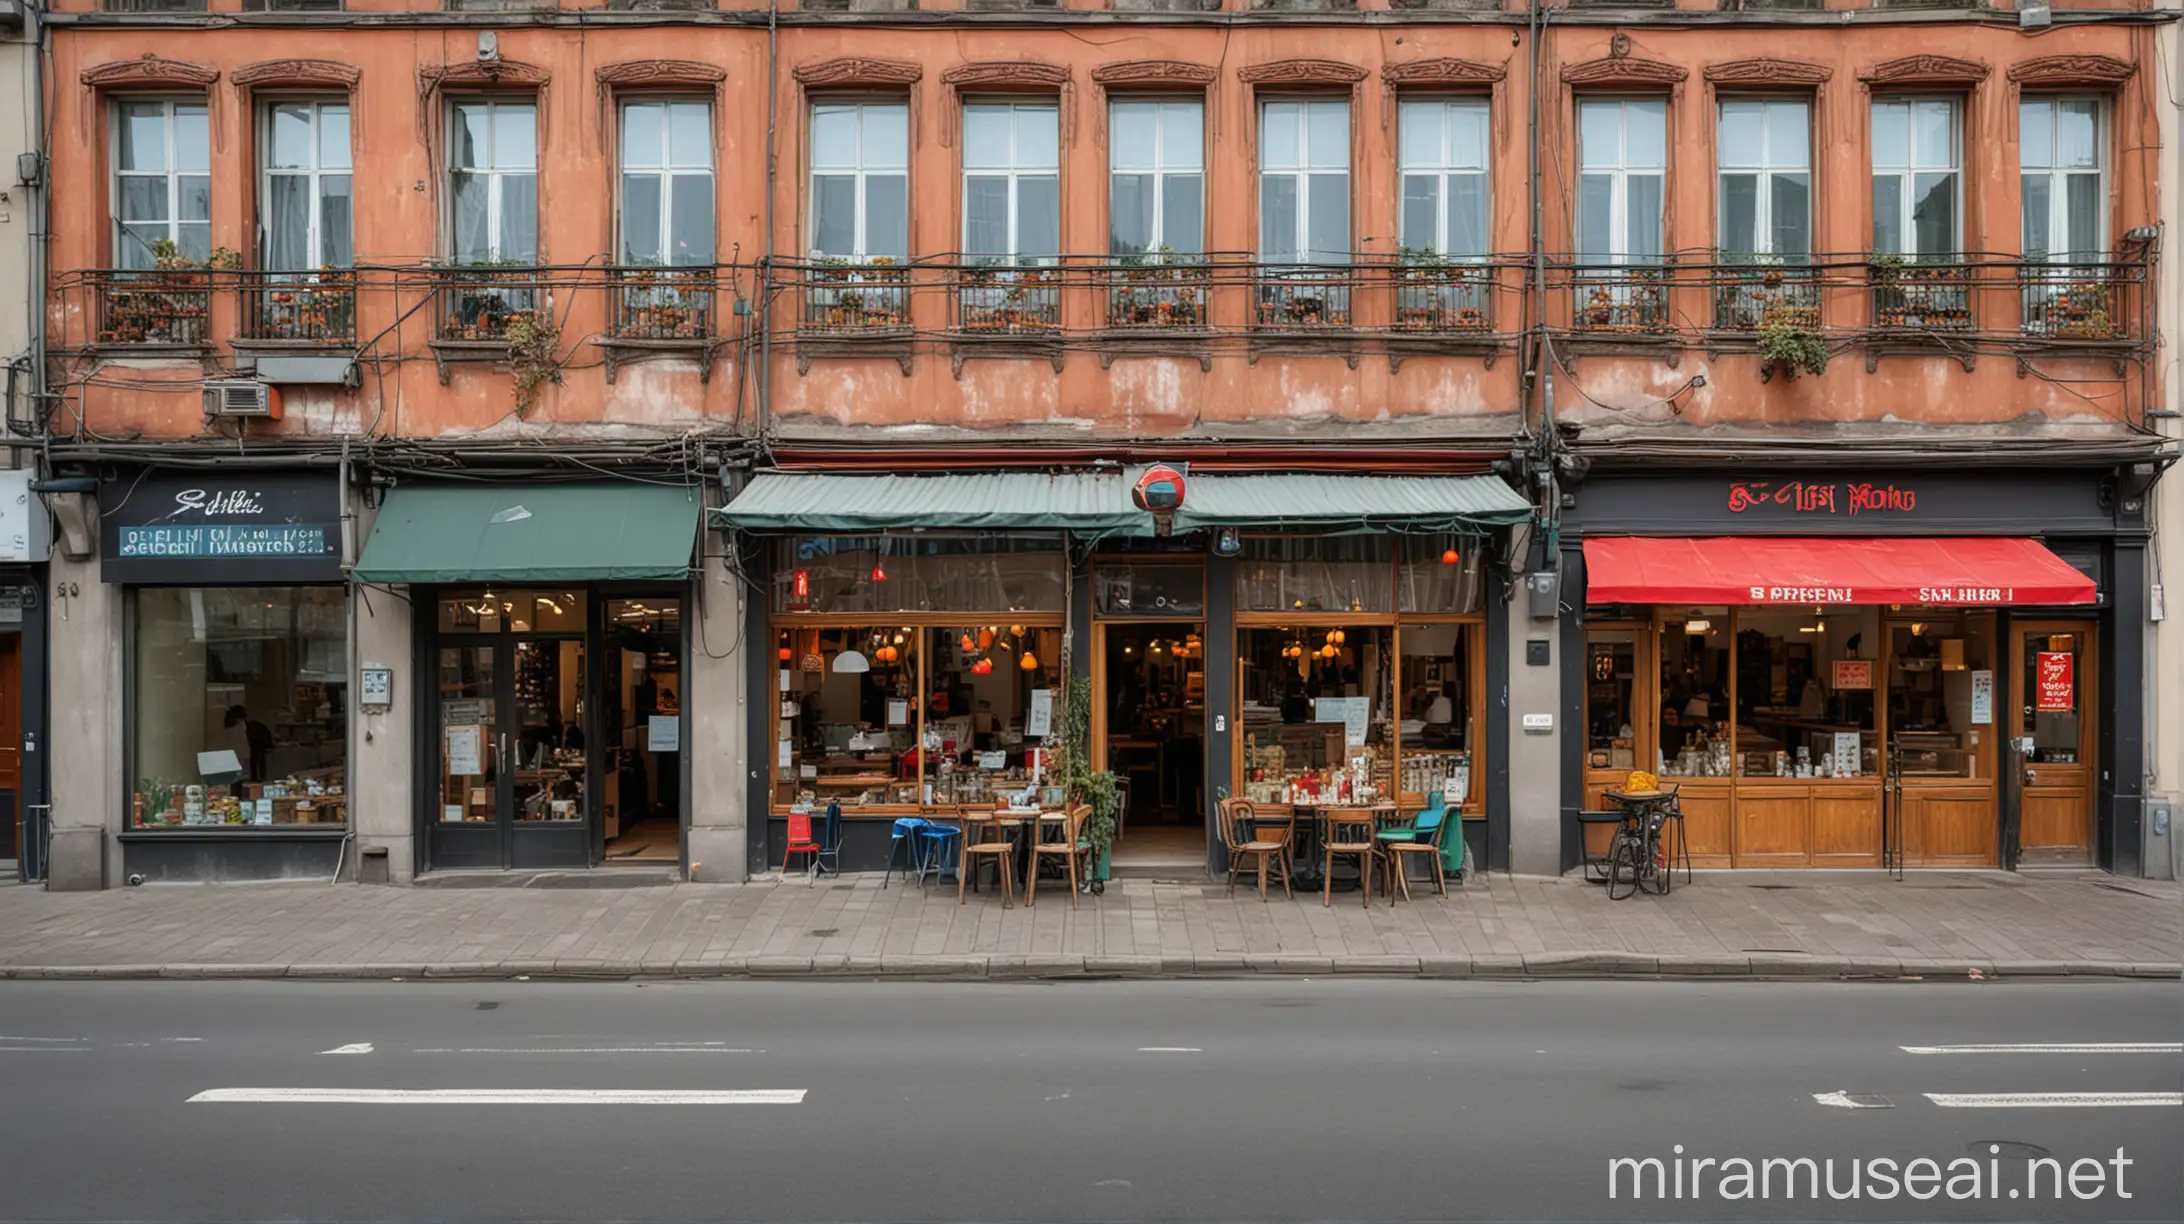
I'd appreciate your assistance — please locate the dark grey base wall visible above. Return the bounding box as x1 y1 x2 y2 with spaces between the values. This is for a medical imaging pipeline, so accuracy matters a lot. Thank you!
119 832 347 882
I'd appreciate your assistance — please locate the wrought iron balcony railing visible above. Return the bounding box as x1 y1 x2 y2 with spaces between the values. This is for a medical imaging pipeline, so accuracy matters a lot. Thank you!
1105 259 1212 331
1392 260 1495 334
2017 262 2133 341
1566 263 1674 334
1866 256 1976 331
796 259 910 333
238 270 357 344
607 266 716 341
1709 260 1822 331
952 262 1062 334
1252 264 1355 330
94 269 213 346
433 265 544 342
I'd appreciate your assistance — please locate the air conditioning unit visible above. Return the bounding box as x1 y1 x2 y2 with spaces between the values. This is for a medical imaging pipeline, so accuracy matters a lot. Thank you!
202 379 282 420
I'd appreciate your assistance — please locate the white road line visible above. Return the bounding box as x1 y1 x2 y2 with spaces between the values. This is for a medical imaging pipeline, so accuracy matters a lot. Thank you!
1901 1043 2182 1055
1925 1093 2183 1109
0 1047 89 1053
0 1036 84 1043
1136 1047 1201 1053
320 1043 374 1056
189 1088 804 1106
1813 1091 1893 1109
408 1047 756 1055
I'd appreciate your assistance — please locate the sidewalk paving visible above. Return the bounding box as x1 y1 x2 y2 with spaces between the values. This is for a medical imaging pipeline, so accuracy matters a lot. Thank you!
0 870 2176 981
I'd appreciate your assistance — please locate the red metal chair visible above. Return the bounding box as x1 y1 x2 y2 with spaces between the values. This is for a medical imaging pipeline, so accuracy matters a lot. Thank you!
783 812 823 881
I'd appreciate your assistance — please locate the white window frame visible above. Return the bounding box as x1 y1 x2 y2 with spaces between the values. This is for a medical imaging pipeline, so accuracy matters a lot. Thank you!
1870 96 1962 258
1108 98 1205 257
1715 96 1810 260
1576 97 1667 266
259 98 351 271
2019 95 2106 262
960 99 1060 265
808 98 909 262
1257 97 1351 266
112 97 210 269
446 96 538 263
617 97 715 267
1396 96 1490 261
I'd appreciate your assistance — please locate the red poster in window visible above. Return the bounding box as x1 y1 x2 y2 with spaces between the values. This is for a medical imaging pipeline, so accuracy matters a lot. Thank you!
2035 651 2075 713
1832 660 1874 691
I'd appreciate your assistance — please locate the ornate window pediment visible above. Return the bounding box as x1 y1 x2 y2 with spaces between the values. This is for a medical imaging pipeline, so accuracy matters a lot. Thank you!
1238 59 1368 87
1703 58 1831 87
1093 60 1218 88
1858 55 1990 88
1561 57 1687 89
81 55 220 89
2008 55 2133 87
1381 58 1507 87
792 58 923 89
232 60 360 90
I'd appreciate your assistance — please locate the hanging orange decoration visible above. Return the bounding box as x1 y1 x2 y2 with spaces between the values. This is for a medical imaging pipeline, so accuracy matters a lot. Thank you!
870 563 887 582
959 633 975 653
977 627 996 649
1019 650 1039 672
1441 547 1461 566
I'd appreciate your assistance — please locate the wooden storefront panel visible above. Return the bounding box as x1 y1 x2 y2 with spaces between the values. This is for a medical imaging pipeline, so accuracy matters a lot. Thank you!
1809 785 1883 868
1733 791 1810 866
1903 786 1997 867
1676 783 1734 867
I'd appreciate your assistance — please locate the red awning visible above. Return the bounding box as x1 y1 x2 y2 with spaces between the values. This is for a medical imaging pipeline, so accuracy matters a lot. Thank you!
1582 537 2097 607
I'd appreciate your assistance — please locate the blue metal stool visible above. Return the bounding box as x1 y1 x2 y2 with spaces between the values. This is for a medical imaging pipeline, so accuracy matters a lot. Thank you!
915 821 962 888
883 817 928 888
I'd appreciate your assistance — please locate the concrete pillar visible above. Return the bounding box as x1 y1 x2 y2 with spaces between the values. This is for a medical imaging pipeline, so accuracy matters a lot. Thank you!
686 544 747 882
352 577 414 883
47 551 122 889
1504 550 1563 877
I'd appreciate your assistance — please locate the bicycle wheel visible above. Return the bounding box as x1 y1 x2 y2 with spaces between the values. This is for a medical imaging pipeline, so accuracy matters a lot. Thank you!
1644 823 1671 896
1606 834 1640 901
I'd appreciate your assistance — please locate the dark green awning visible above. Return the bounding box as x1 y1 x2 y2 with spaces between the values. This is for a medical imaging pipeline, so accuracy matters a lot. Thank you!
355 482 702 583
1177 474 1531 530
714 470 1529 536
714 471 1144 533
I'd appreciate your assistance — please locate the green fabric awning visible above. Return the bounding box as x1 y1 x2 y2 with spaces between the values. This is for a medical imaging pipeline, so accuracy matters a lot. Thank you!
1177 474 1531 530
355 482 702 583
714 471 1144 533
714 470 1530 535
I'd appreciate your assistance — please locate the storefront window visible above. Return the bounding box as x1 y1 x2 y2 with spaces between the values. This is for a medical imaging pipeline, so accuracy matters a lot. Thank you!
1235 537 1393 614
1397 535 1484 614
1396 621 1474 808
2020 628 2082 765
131 587 347 828
438 645 496 824
1236 624 1394 803
1658 608 1730 778
437 590 587 634
1734 607 1878 778
923 625 1064 807
777 625 920 808
1889 614 1994 778
773 534 1064 614
1585 628 1639 772
1095 561 1204 617
512 638 585 820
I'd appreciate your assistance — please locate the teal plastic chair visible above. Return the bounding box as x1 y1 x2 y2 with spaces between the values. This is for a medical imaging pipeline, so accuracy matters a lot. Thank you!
1381 796 1455 901
1376 792 1445 850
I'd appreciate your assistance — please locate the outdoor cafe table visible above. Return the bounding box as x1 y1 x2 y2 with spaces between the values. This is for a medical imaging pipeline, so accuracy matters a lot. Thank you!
1599 788 1683 897
961 808 1069 892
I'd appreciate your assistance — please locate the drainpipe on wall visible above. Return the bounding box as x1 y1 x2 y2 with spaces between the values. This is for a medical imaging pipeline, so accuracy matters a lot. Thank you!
756 0 779 446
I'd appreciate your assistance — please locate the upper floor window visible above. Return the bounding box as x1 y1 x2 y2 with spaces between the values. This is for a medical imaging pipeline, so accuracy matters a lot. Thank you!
1398 98 1489 261
1871 97 1959 257
449 98 538 264
114 99 210 270
262 100 353 271
963 100 1059 265
1577 98 1665 265
810 101 908 262
1717 98 1809 261
1110 99 1203 258
2020 97 2104 261
620 100 714 267
1259 98 1350 264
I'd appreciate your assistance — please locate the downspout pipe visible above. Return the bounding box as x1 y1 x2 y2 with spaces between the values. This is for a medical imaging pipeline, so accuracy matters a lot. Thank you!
756 0 778 446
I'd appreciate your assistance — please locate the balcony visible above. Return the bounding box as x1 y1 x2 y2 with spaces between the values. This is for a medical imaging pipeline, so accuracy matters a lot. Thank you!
1566 264 1673 335
797 260 910 334
608 267 716 341
1709 260 1821 332
238 271 356 346
1252 265 1355 331
2018 264 2132 342
101 0 207 10
1393 261 1494 334
952 264 1061 335
434 266 543 343
1105 259 1211 331
94 270 212 347
1867 257 1975 332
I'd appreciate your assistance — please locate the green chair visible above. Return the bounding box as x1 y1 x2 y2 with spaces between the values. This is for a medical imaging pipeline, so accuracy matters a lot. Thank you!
1381 796 1455 902
1375 792 1445 851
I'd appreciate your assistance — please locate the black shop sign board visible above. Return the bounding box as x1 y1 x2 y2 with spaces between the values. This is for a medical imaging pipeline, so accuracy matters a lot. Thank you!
101 471 343 584
1572 471 2117 537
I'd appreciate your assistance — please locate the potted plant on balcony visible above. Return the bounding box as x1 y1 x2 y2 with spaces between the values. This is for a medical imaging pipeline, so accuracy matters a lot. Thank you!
2048 281 2115 340
1757 315 1827 382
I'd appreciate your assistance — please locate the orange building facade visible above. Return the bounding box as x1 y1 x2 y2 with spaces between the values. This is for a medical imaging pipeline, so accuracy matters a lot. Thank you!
29 0 2175 887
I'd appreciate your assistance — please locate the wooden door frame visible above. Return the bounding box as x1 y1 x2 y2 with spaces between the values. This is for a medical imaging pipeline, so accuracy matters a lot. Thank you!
2008 617 2099 861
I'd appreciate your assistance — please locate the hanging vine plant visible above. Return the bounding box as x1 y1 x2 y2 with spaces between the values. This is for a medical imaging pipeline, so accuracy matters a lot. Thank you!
503 309 563 417
1756 320 1828 382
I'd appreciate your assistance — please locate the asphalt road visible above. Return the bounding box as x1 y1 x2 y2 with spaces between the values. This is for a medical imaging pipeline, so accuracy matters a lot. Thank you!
0 979 2177 1223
